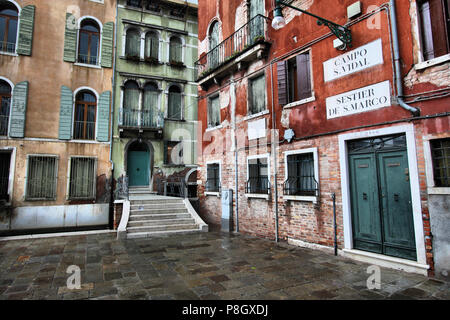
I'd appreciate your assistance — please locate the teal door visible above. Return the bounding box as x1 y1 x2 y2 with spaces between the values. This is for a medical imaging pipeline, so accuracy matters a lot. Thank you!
349 135 417 260
128 151 150 187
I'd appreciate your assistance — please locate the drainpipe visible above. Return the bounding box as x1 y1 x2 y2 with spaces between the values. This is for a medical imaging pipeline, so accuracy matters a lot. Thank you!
389 0 420 116
270 62 279 243
231 76 239 233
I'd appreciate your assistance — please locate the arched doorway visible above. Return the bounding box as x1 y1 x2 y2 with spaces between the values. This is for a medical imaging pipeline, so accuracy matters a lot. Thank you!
127 140 151 187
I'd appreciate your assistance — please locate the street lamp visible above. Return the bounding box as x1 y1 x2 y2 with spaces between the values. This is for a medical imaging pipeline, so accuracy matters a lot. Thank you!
272 0 352 49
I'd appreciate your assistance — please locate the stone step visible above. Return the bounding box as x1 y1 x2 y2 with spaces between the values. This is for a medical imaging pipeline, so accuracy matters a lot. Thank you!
128 218 195 227
129 213 192 221
130 208 189 215
130 202 186 208
126 228 203 239
129 197 185 203
127 223 199 234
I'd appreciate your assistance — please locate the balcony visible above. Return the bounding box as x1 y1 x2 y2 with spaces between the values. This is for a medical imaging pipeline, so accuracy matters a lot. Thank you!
118 108 164 139
195 14 271 89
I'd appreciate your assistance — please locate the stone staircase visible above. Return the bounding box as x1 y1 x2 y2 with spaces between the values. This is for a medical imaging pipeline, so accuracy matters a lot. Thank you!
125 187 208 239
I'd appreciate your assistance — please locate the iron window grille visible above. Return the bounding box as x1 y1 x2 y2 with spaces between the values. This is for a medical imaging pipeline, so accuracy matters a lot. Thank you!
431 138 450 187
283 153 318 197
206 163 221 192
68 157 97 200
25 156 58 201
246 158 270 194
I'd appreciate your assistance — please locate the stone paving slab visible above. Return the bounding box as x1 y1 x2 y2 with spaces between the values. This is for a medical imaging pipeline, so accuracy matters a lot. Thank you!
0 231 448 300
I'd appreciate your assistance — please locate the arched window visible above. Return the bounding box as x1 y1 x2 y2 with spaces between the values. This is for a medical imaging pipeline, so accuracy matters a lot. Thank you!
143 83 159 127
78 19 100 65
0 2 18 53
123 81 140 126
0 80 12 136
209 21 220 68
126 28 141 58
145 32 159 61
169 36 182 63
74 91 96 140
168 85 182 120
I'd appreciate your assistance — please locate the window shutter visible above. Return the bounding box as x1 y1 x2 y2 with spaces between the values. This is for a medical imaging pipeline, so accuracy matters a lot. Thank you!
97 91 111 142
17 5 36 56
277 61 288 106
101 22 114 68
58 86 73 140
64 13 77 62
297 53 312 101
9 81 29 138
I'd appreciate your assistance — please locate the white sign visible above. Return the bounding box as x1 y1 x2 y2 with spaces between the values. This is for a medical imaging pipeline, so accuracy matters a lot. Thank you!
326 81 391 119
248 118 266 140
323 39 384 82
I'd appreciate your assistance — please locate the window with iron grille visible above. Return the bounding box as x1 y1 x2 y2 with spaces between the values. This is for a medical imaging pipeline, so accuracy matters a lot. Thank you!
26 156 58 200
431 138 450 187
206 163 220 192
0 2 18 54
284 152 318 197
68 157 97 199
247 157 269 194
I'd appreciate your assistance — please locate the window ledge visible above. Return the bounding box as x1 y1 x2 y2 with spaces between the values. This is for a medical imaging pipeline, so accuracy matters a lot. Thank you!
206 124 223 132
0 51 18 57
283 96 316 109
74 63 102 69
427 187 450 195
415 54 450 71
205 192 220 197
244 109 269 121
245 193 269 200
283 195 318 204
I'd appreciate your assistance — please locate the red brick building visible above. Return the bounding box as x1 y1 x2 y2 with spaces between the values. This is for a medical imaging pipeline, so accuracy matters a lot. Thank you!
195 0 450 278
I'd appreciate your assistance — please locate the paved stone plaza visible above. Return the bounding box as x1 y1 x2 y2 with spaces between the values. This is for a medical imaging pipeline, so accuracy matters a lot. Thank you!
0 231 448 300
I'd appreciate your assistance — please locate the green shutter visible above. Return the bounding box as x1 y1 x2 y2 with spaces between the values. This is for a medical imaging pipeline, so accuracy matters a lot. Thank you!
97 91 111 142
58 86 73 140
101 22 114 68
17 5 36 56
9 81 29 138
64 13 77 62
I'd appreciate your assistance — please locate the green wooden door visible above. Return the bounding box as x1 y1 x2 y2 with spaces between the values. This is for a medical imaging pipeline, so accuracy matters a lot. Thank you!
128 151 149 187
348 135 416 261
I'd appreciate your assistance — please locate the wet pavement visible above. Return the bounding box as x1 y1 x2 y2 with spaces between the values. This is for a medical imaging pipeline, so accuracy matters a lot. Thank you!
0 230 448 300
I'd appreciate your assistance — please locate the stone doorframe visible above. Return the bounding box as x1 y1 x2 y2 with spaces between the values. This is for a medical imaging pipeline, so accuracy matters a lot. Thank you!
124 138 155 190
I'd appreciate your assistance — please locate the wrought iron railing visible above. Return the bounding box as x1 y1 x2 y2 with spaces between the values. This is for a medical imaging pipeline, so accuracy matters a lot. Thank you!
77 54 98 66
205 179 221 193
0 115 9 136
283 177 319 197
114 175 129 200
156 177 187 198
0 42 16 54
120 108 164 129
73 121 95 140
195 14 269 81
246 176 270 194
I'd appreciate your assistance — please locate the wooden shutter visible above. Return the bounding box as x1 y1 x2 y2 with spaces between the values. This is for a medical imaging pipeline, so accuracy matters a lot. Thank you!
9 81 29 138
64 13 77 62
97 91 111 142
101 22 114 68
277 61 288 106
17 5 36 56
429 0 449 57
297 52 312 101
58 86 73 140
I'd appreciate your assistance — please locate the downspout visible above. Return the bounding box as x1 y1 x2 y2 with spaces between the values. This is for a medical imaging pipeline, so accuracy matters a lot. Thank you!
270 62 279 243
389 0 420 116
231 76 239 233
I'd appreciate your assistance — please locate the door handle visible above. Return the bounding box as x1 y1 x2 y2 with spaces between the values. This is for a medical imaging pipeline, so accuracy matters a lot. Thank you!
363 193 368 200
394 194 399 201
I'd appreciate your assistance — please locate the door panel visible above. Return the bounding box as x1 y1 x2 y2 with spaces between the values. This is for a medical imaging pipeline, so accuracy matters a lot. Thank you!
349 154 383 254
378 151 417 260
128 151 149 187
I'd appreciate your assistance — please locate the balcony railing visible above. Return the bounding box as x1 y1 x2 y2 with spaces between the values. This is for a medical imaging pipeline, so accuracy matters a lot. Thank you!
246 176 270 195
195 14 269 81
283 177 319 197
0 42 16 54
119 107 164 129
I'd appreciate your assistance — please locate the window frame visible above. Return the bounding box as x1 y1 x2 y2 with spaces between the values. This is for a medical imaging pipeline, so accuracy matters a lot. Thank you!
283 147 319 203
24 154 59 201
166 84 183 120
205 160 221 196
424 135 450 194
67 156 98 200
207 94 221 129
247 72 267 116
0 1 19 55
73 90 97 141
124 27 142 59
0 78 13 136
245 153 271 199
72 87 99 141
168 35 184 64
75 16 103 68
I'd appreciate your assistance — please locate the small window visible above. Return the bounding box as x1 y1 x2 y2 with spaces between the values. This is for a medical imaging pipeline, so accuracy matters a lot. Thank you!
74 91 96 140
284 152 318 197
246 157 269 194
277 51 312 106
431 138 450 187
69 157 96 199
0 2 18 53
208 95 220 128
127 0 142 8
146 1 161 13
78 19 100 65
0 80 12 136
418 0 450 61
206 163 220 192
249 74 266 115
169 36 183 63
167 85 182 120
164 141 183 165
126 28 141 59
26 156 58 200
145 32 159 61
